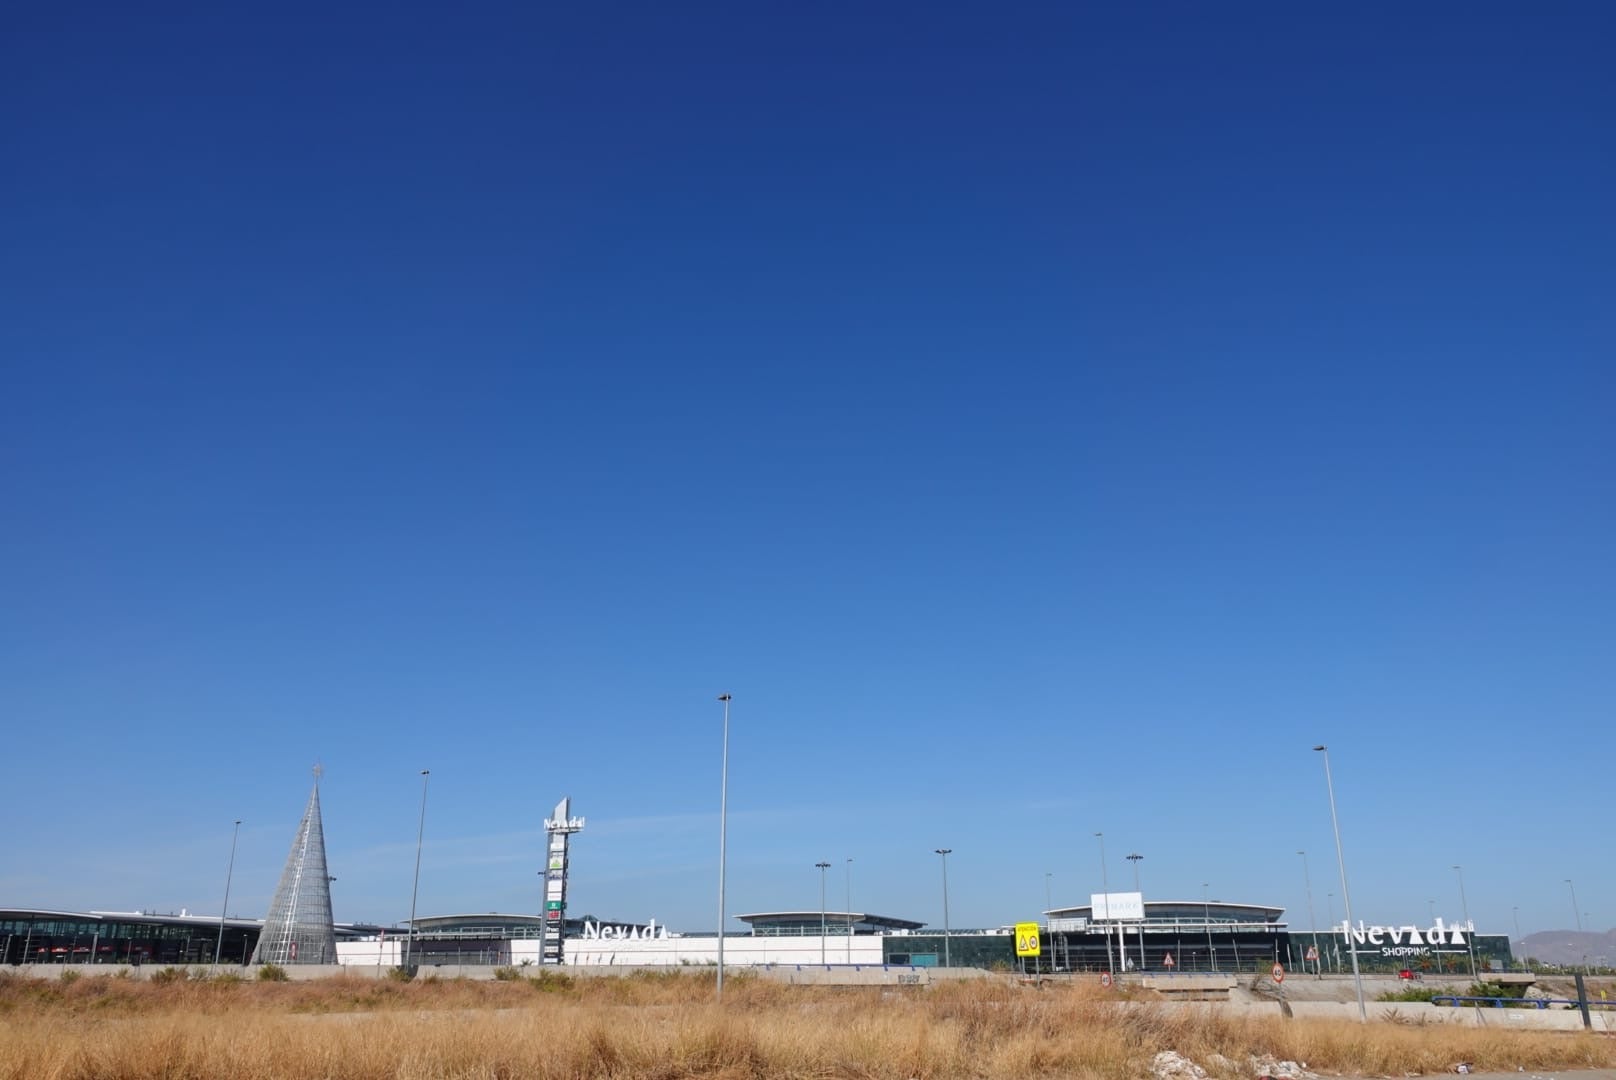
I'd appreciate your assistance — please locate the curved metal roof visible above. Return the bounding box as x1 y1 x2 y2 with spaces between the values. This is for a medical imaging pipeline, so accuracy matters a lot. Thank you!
1049 900 1285 922
735 911 926 931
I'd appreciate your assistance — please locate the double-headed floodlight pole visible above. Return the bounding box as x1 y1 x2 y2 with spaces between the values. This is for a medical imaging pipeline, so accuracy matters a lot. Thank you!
1314 745 1366 1021
214 819 242 966
717 693 732 1000
935 849 952 968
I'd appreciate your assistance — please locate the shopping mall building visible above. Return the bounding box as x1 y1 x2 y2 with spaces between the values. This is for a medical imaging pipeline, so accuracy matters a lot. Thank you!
1 901 1513 974
335 901 1512 974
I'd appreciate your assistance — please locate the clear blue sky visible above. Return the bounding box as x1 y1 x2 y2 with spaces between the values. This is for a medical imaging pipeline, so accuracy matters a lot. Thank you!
2 2 1611 942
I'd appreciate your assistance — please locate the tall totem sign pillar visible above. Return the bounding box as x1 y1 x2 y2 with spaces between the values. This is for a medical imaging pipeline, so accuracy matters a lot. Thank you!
540 796 584 965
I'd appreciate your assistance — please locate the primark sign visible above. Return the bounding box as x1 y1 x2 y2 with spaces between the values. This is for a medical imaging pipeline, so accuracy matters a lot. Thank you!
1334 919 1470 959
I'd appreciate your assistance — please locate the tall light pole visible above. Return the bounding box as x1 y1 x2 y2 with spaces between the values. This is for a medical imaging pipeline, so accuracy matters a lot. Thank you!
1203 883 1215 972
1297 851 1319 977
1127 853 1145 971
214 820 242 966
1095 832 1114 977
845 858 854 964
716 693 732 1000
406 770 430 969
1566 879 1583 932
1514 906 1529 973
1045 872 1054 973
935 849 952 968
1314 745 1366 1022
816 861 831 965
1452 865 1476 978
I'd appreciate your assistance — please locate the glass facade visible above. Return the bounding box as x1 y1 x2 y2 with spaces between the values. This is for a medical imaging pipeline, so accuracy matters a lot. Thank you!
882 929 1517 974
0 913 258 966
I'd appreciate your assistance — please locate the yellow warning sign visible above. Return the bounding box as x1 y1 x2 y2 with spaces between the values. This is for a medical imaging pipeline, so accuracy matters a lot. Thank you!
1015 922 1042 957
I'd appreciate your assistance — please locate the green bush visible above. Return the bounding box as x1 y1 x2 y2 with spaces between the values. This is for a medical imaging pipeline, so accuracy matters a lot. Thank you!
1377 985 1444 1002
150 967 186 985
529 970 574 992
1467 980 1525 999
386 966 415 982
58 969 81 985
257 964 289 982
493 966 523 981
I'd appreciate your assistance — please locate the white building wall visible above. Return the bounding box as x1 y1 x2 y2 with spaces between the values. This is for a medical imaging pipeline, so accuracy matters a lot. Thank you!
508 934 886 968
340 934 892 969
336 938 402 966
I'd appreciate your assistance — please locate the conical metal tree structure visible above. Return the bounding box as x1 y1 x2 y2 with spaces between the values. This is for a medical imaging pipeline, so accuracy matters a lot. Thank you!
251 773 337 965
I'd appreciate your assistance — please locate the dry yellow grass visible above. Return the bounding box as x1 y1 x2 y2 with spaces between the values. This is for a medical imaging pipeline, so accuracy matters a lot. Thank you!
0 971 1610 1080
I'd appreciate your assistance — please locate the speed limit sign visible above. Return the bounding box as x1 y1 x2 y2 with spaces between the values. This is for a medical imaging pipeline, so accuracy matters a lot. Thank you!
1100 971 1113 988
1271 963 1285 983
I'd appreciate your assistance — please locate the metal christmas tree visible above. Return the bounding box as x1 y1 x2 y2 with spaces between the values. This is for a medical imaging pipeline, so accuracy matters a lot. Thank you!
251 768 337 965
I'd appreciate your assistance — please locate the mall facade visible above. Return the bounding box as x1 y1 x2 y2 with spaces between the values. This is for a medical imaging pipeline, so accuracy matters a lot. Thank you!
0 908 386 967
331 902 1513 975
2 902 1513 975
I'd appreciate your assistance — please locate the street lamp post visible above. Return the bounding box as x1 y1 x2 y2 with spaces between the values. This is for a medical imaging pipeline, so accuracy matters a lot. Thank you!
1314 745 1366 1022
845 858 853 964
1095 832 1114 977
1326 892 1337 971
405 770 430 969
1566 880 1583 932
214 820 242 966
1203 883 1215 972
1297 850 1319 977
935 849 952 968
1127 853 1145 971
717 694 732 1000
1045 872 1054 973
1514 906 1529 973
1453 865 1476 979
816 861 831 965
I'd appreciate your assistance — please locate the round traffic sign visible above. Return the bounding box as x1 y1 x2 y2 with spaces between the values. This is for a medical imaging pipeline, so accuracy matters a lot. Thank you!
1100 971 1113 988
1271 963 1285 983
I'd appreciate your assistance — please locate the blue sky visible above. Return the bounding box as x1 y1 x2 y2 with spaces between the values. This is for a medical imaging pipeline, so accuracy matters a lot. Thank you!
2 2 1611 942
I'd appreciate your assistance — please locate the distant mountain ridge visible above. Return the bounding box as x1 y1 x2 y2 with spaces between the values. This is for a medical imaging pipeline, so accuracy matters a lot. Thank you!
1520 929 1615 968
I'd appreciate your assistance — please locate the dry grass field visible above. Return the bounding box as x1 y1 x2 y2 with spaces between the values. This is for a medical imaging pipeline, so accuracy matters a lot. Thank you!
1 969 1611 1080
